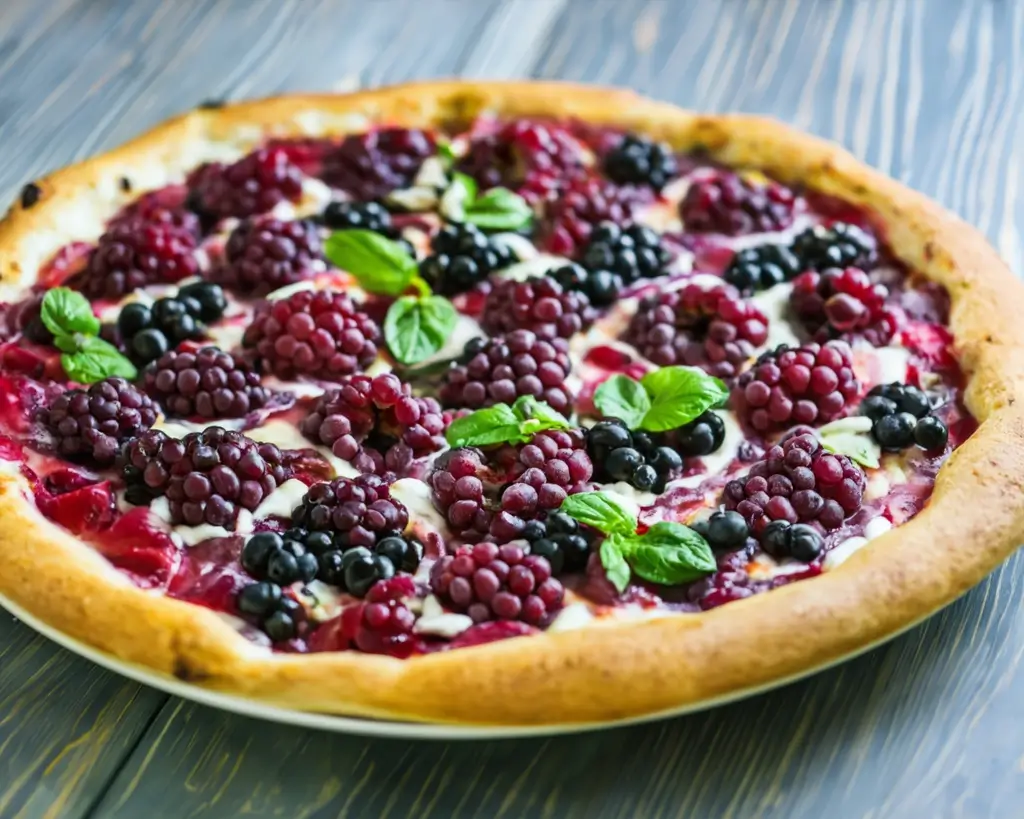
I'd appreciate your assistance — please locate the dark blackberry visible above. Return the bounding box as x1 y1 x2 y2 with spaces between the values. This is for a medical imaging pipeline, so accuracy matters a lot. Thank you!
322 128 436 201
866 383 931 418
690 510 749 551
122 427 288 527
41 377 157 466
551 262 623 308
586 419 682 492
540 177 645 256
860 383 943 451
680 171 796 236
580 222 672 286
117 286 227 366
430 542 565 625
603 134 678 190
419 223 517 296
290 474 409 550
661 410 726 458
790 267 898 345
439 330 574 413
240 531 318 585
318 201 415 256
143 346 270 419
759 521 824 563
521 510 594 575
790 222 878 271
187 147 303 222
237 581 305 642
480 276 596 339
723 244 802 294
913 415 949 451
215 217 323 296
176 281 227 323
872 412 917 450
242 289 381 380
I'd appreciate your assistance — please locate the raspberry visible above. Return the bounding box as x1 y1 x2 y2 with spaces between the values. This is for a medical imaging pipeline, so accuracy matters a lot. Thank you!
419 223 517 296
430 542 564 625
187 147 303 222
624 282 769 378
322 128 435 200
300 373 448 476
352 577 418 656
214 217 323 295
242 289 380 380
791 222 878 271
74 219 199 300
579 222 673 292
734 341 861 432
680 171 796 236
263 136 334 176
723 433 865 534
539 177 645 256
41 377 156 466
457 119 587 204
603 134 678 190
723 243 802 294
790 267 898 345
290 474 409 548
122 427 287 526
143 346 270 419
440 330 574 413
111 184 201 237
480 276 595 340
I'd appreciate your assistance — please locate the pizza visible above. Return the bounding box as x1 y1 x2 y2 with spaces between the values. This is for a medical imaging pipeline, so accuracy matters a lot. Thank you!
1 81 1021 726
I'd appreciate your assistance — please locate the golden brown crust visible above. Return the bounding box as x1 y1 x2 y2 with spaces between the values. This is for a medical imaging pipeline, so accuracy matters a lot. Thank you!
2 80 1024 726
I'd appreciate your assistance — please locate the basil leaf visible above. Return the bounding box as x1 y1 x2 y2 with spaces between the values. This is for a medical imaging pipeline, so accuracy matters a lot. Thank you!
384 295 458 365
628 521 716 586
440 172 477 222
464 187 533 231
324 230 419 296
53 333 83 354
437 141 457 166
639 366 729 432
61 336 137 383
820 431 880 469
600 537 631 594
445 404 522 448
511 396 569 429
594 374 651 428
560 491 637 536
41 287 100 338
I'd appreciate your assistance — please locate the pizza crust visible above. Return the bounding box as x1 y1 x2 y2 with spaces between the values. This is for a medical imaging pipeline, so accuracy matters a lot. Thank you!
2 81 1023 725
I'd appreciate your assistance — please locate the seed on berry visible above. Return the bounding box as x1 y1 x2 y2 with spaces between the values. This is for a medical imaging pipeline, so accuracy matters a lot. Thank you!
913 415 948 451
872 412 917 450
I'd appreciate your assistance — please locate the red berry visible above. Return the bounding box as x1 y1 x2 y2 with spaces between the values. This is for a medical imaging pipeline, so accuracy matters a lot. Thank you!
322 128 435 200
188 147 303 222
214 218 323 295
291 474 408 547
680 171 796 236
539 176 647 256
790 267 898 345
480 276 596 340
143 346 270 419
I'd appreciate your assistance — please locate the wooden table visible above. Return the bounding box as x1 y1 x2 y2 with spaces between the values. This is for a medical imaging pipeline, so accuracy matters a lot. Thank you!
0 1 1021 816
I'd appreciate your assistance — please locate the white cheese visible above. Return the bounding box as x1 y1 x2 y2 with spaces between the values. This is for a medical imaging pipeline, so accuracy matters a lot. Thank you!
824 516 894 570
413 594 473 638
391 477 448 533
173 522 235 547
873 345 911 385
547 602 595 633
493 254 572 282
252 478 308 520
750 282 801 350
701 410 744 476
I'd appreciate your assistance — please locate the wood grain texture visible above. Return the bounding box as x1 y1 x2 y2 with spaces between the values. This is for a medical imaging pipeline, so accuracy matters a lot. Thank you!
0 1 1022 817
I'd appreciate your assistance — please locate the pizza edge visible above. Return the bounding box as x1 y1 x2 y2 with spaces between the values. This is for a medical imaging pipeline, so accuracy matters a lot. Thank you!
1 80 1023 726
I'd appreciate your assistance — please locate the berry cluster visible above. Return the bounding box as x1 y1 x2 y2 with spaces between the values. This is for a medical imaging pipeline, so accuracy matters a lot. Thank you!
143 346 270 419
790 267 898 346
541 177 643 256
551 262 625 309
348 576 418 655
111 184 201 237
790 222 878 271
680 171 796 236
214 218 323 295
690 510 750 552
237 581 306 642
586 420 683 492
723 244 802 294
760 520 824 562
659 410 727 458
318 201 415 256
480 275 595 340
188 147 303 223
603 134 677 190
322 127 436 201
419 223 517 296
860 383 948 451
574 222 673 306
290 474 409 548
116 282 227 365
521 510 594 575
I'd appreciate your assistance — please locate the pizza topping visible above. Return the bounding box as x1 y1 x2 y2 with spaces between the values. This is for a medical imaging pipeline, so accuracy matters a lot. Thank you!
142 346 271 419
214 217 323 296
237 581 306 642
118 287 227 367
521 510 595 575
111 184 201 237
322 127 436 201
241 531 319 587
318 200 412 255
603 134 678 191
349 577 418 656
480 275 596 340
790 221 878 271
586 419 683 492
862 382 948 452
539 176 644 255
290 473 409 547
723 243 802 294
679 171 796 236
551 261 622 308
187 147 304 223
580 222 674 291
689 509 750 552
419 222 518 296
760 520 824 562
790 266 899 346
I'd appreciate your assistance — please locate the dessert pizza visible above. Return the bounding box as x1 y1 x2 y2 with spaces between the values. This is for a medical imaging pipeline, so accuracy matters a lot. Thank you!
1 81 1022 726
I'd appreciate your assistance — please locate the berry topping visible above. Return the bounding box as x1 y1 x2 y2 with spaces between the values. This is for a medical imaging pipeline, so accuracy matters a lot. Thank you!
603 134 678 190
480 275 596 340
351 577 417 655
117 285 227 366
723 433 866 533
299 373 448 476
439 330 574 413
723 244 802 294
735 341 860 432
41 377 156 466
790 222 878 271
790 267 898 345
122 427 287 526
586 420 682 492
430 542 564 625
241 531 318 586
551 262 624 308
760 520 824 562
290 474 409 550
680 171 796 236
520 510 594 575
112 185 201 237
661 410 726 458
861 383 946 451
623 282 769 377
322 128 435 200
540 177 642 256
913 415 949 451
579 222 673 294
143 346 270 419
691 510 750 551
215 217 323 295
242 289 380 381
237 581 305 642
74 220 199 300
419 223 517 296
318 201 414 256
188 147 303 222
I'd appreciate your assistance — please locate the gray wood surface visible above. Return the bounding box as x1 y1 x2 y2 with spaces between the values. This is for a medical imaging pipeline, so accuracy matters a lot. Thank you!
0 1 1022 817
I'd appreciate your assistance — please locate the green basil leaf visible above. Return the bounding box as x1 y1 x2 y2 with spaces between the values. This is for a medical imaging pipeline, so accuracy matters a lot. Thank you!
628 521 716 585
41 287 100 338
61 336 137 383
463 187 533 231
594 374 651 428
820 431 881 469
323 230 419 296
384 295 458 365
560 491 638 536
599 536 632 594
53 333 83 354
445 404 522 448
511 396 569 429
440 172 477 222
437 141 457 167
639 366 729 432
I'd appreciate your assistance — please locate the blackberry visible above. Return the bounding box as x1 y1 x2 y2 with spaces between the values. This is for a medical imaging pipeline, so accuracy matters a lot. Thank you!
300 373 448 476
242 289 380 380
237 581 305 642
480 276 596 340
586 420 682 492
661 410 726 458
116 284 227 366
74 219 199 300
41 377 157 466
122 427 288 527
318 201 415 256
322 128 436 201
143 346 270 419
790 222 878 271
735 341 860 432
723 244 802 294
603 134 678 190
439 330 574 413
859 382 946 451
187 147 303 222
723 433 866 534
215 218 323 296
419 223 517 296
623 282 768 378
241 531 318 585
430 542 565 625
580 222 673 288
540 177 645 256
759 520 824 563
521 510 594 575
690 510 750 551
176 281 228 323
290 474 409 549
551 262 623 309
680 171 796 236
872 412 917 451
790 267 898 345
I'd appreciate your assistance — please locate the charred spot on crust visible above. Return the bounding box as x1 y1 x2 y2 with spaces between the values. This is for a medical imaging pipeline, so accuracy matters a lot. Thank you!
119 176 132 192
172 657 210 682
924 241 936 261
20 183 41 209
198 98 226 110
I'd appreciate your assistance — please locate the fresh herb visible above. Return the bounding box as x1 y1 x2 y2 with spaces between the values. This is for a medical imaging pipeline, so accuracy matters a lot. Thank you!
593 366 728 432
323 229 421 297
439 172 533 231
445 396 570 448
818 417 881 469
40 288 137 383
384 294 458 365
